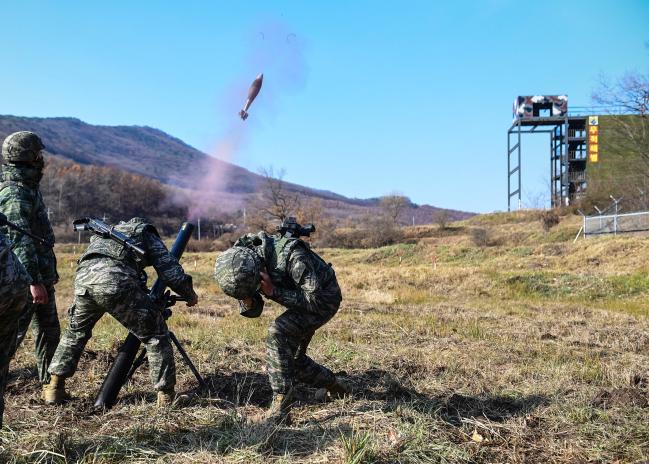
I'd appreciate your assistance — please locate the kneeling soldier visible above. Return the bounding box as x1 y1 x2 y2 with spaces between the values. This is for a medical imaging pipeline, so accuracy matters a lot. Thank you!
46 217 198 406
214 224 349 424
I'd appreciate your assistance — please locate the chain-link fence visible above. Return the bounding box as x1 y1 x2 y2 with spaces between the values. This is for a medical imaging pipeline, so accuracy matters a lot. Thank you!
584 211 649 236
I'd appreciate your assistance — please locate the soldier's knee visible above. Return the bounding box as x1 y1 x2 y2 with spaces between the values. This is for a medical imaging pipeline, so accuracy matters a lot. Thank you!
268 319 294 338
268 321 286 339
64 321 91 340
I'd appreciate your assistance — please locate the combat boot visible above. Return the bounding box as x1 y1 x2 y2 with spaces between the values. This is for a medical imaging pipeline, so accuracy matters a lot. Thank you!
315 377 351 402
42 375 71 405
251 387 295 425
157 388 175 407
327 377 351 399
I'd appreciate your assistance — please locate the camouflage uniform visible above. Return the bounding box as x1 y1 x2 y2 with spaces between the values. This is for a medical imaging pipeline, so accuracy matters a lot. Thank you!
48 218 195 392
0 162 59 385
0 232 31 427
220 232 342 394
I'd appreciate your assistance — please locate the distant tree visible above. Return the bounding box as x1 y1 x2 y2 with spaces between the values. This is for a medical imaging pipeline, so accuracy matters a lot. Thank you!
379 194 410 226
593 72 648 161
245 166 301 231
434 210 450 230
40 157 188 237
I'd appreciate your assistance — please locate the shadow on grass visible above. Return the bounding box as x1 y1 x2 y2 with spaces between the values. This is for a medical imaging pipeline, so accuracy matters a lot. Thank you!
115 370 273 408
196 371 273 407
6 366 40 396
121 367 549 425
7 366 38 382
7 367 551 462
23 414 353 461
346 368 549 425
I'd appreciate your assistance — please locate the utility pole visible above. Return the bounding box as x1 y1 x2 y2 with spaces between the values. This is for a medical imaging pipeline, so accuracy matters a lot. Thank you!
197 218 201 241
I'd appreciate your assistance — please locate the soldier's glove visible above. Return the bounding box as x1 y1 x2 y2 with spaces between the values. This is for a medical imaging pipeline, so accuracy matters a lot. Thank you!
186 289 198 307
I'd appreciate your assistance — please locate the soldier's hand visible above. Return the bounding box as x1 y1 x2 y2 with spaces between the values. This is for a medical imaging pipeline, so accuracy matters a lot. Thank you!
30 284 48 305
260 271 275 297
186 290 198 307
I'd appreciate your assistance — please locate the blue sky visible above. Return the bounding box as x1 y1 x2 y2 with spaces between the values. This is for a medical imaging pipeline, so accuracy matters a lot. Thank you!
0 1 647 213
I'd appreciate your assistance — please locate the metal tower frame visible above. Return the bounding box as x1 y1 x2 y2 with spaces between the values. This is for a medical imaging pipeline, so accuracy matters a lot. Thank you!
507 115 587 210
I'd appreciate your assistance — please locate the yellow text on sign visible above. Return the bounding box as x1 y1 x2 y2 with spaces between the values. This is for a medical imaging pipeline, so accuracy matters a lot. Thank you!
588 116 600 163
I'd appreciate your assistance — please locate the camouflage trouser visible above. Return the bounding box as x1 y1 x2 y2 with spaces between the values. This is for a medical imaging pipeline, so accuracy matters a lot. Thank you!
11 283 60 384
267 307 337 394
0 290 29 427
48 283 175 391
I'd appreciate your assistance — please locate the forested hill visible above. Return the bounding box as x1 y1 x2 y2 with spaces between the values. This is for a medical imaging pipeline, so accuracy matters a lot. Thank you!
0 115 358 200
0 115 244 190
0 115 474 226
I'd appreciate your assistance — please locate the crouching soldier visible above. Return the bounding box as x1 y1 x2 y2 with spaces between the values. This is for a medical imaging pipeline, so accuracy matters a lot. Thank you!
45 218 198 406
0 232 31 428
214 222 349 424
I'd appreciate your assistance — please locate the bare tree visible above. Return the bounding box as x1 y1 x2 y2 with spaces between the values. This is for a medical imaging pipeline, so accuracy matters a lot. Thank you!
589 70 649 210
248 167 301 230
379 194 410 226
592 72 649 170
593 72 649 115
433 210 450 230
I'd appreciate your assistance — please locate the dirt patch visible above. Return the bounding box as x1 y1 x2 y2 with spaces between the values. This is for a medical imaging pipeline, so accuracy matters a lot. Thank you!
442 393 548 423
593 388 649 408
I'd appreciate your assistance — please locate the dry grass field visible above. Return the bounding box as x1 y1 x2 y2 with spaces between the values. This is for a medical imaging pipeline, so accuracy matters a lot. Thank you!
2 210 649 463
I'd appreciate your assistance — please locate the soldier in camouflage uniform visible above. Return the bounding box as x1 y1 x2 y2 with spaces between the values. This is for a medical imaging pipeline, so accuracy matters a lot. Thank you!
0 132 60 389
214 230 349 423
46 217 198 406
0 232 31 427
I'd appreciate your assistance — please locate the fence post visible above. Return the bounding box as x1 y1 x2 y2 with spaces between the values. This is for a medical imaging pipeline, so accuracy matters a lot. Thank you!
609 195 622 236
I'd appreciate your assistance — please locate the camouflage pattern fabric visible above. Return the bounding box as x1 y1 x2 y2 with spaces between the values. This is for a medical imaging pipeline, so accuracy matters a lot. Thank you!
0 231 31 427
1 131 45 164
11 284 60 384
0 163 59 384
0 291 29 427
214 247 261 299
0 164 57 284
48 220 195 391
230 232 342 393
76 218 194 298
513 95 568 120
48 273 175 390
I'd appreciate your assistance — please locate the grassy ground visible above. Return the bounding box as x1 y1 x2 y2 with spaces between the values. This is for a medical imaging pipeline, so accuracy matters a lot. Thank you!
3 210 649 463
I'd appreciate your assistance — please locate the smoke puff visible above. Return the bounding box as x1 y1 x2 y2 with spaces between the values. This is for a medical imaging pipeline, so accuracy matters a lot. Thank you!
175 19 308 221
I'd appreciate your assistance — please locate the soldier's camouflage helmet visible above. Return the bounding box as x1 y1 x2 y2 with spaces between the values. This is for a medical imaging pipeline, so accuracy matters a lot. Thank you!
214 247 262 299
2 131 45 163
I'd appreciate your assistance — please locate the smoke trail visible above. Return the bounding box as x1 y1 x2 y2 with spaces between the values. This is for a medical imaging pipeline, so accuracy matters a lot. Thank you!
185 19 308 221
